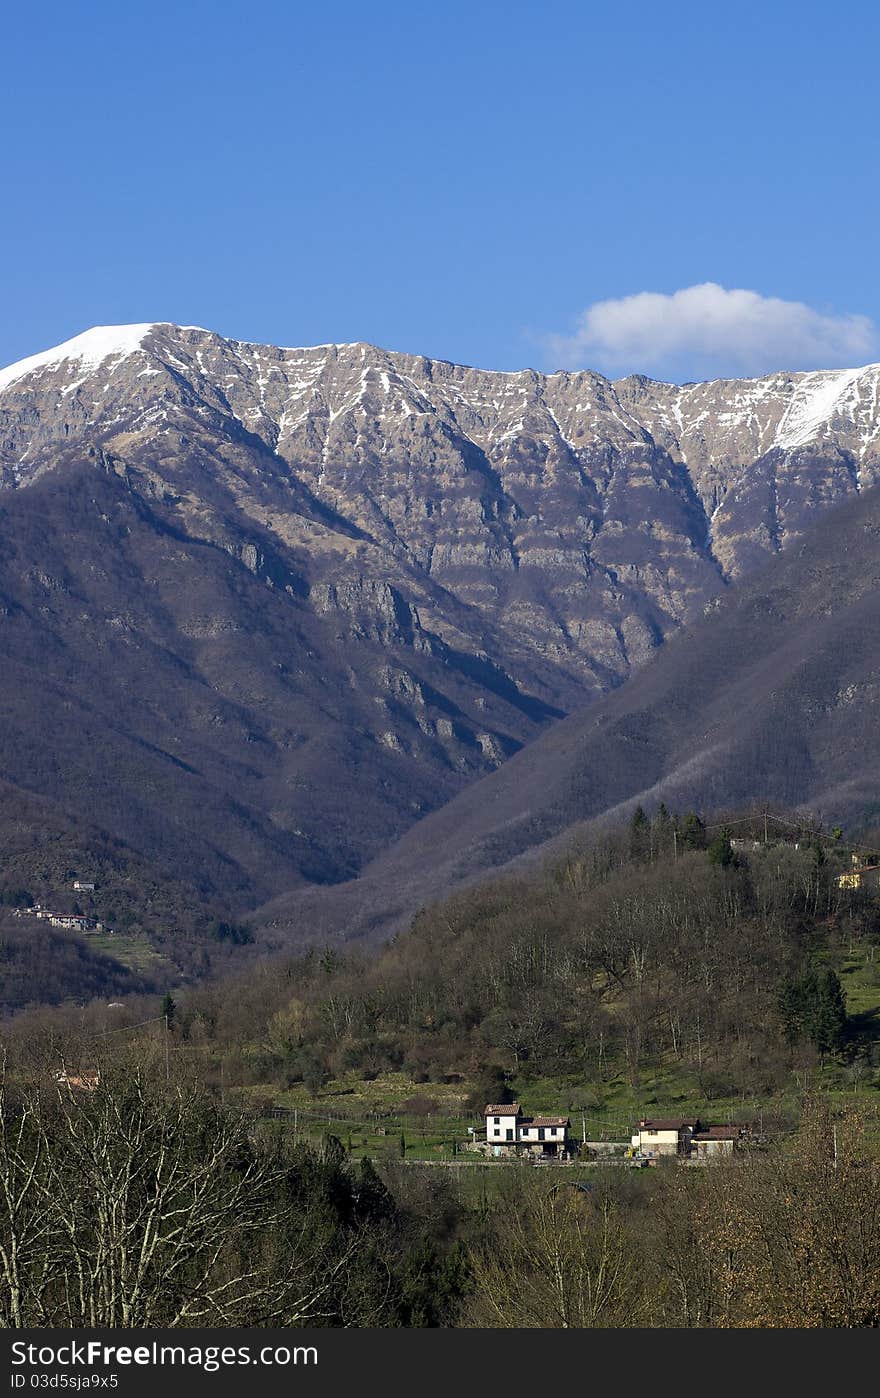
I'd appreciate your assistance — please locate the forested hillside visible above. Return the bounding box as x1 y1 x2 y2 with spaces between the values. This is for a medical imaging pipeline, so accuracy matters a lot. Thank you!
187 812 880 1115
3 807 880 1328
10 809 876 1125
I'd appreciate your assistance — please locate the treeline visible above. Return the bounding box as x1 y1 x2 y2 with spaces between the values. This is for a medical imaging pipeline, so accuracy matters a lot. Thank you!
167 807 879 1103
2 1061 878 1328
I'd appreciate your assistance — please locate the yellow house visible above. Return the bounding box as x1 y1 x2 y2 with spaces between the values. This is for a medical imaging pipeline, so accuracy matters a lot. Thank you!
837 863 880 890
631 1118 699 1157
632 1117 742 1160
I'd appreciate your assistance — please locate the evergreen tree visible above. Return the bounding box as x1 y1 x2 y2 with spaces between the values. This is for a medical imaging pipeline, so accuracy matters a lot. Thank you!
777 967 847 1055
679 812 706 850
629 805 650 860
653 803 674 857
708 828 734 868
353 1156 396 1223
811 969 847 1055
397 1238 471 1326
777 976 804 1047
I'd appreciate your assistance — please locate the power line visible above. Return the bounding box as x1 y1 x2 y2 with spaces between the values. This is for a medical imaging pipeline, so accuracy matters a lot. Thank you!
700 811 880 859
91 1014 165 1038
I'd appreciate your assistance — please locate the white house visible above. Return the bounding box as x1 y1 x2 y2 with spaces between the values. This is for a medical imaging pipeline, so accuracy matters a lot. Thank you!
483 1104 571 1157
484 1104 521 1146
517 1117 571 1155
73 880 96 892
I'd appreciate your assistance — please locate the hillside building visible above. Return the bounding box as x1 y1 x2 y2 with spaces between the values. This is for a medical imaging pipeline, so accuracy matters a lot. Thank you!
631 1118 699 1158
837 859 880 891
632 1117 743 1160
482 1104 571 1157
691 1126 741 1158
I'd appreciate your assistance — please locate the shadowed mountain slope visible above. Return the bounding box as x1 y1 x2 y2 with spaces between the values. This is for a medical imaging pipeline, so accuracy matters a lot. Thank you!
0 456 559 902
258 485 880 944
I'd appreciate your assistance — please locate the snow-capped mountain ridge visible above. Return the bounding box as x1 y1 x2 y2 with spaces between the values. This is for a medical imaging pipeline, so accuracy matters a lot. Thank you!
0 324 158 393
2 321 878 470
2 320 879 713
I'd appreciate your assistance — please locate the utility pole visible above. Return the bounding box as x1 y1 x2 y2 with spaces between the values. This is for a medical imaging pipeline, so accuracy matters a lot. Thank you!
164 1013 170 1082
763 811 769 845
582 1113 587 1146
673 829 678 860
832 1122 838 1170
293 1107 298 1146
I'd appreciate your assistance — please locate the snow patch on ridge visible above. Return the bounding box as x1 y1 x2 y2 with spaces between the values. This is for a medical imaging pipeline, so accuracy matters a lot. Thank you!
0 324 158 393
774 366 876 451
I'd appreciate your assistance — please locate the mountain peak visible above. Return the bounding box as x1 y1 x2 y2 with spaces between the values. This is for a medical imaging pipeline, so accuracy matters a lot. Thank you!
0 323 161 393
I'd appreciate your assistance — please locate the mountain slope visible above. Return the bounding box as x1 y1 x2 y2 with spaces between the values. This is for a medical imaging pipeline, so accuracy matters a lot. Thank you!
0 456 557 900
1 324 879 909
257 484 880 944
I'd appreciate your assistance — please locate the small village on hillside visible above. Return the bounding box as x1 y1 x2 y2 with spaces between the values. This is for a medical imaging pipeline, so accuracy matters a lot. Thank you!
8 878 117 936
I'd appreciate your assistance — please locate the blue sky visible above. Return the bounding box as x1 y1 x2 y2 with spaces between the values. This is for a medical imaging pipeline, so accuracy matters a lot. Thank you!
2 1 878 380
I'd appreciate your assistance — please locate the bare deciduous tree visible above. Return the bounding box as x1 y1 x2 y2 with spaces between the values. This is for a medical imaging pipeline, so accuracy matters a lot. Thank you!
0 1064 366 1328
467 1182 642 1328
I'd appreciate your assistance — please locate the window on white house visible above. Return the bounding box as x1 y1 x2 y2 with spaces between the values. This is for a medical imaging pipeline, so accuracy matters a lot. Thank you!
494 1117 500 1124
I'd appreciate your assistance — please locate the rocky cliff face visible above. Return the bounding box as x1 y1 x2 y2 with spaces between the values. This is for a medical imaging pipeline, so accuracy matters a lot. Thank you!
1 324 878 898
3 326 878 687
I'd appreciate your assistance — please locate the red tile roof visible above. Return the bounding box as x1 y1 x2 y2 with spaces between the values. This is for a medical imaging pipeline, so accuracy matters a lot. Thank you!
693 1126 740 1140
527 1117 570 1129
484 1103 520 1116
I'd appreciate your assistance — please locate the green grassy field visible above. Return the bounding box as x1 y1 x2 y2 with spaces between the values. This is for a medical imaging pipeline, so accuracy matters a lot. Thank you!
87 929 174 979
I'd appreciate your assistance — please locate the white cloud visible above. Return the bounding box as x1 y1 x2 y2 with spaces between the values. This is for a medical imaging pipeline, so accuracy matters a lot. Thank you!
545 282 877 381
